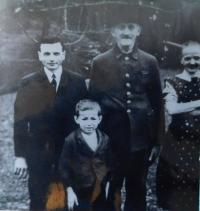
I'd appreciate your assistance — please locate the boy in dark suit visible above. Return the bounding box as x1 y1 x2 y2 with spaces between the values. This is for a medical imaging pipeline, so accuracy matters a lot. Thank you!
14 37 87 210
59 99 112 211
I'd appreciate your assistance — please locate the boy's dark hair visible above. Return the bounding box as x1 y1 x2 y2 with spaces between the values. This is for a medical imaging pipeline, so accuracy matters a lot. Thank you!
38 37 65 51
75 99 102 116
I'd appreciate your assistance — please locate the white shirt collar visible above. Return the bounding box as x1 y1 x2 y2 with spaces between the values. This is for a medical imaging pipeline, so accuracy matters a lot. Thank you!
44 67 63 91
176 69 200 82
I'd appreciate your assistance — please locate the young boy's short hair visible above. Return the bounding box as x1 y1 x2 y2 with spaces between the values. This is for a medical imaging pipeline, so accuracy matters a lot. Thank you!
75 99 102 116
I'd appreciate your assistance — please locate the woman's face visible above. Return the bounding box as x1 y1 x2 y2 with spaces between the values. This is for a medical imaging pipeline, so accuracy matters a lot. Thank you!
181 45 200 75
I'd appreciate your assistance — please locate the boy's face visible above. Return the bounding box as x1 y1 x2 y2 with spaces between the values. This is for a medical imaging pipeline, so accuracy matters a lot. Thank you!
74 110 102 135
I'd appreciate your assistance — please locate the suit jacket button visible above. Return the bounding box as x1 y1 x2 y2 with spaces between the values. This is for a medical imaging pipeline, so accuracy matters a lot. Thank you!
126 91 131 96
126 82 131 88
125 73 130 78
127 100 132 104
124 56 130 61
127 109 131 113
52 164 55 170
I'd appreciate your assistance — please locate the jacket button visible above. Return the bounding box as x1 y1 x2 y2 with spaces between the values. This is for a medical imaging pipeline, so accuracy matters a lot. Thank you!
127 109 131 113
52 164 55 170
125 73 130 78
124 56 130 61
127 100 132 104
126 82 131 88
126 91 131 96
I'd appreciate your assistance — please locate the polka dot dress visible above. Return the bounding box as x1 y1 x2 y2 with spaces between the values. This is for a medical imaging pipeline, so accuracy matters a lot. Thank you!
157 77 199 211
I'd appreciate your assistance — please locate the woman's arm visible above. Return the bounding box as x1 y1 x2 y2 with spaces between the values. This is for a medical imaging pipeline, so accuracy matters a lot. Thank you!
164 81 200 115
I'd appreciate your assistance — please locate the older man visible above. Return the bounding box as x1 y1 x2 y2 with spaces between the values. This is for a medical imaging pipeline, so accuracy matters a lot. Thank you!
14 37 87 210
90 22 163 211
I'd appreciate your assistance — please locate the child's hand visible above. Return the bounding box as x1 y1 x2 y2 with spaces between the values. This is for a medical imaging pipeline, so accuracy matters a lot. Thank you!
149 146 160 163
105 182 110 199
67 187 79 210
14 157 28 179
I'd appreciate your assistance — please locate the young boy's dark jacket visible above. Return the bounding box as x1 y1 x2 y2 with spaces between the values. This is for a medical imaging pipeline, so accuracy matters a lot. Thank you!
59 129 112 190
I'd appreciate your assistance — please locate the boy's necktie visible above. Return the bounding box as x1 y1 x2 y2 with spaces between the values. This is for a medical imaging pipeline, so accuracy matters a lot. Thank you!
51 74 57 90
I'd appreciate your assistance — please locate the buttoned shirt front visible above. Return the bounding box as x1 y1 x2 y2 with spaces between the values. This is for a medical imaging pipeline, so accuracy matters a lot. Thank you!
113 45 153 114
90 45 163 151
44 67 62 91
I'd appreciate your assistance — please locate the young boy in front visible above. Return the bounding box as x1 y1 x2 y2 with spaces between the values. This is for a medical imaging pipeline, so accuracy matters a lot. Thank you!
59 99 112 211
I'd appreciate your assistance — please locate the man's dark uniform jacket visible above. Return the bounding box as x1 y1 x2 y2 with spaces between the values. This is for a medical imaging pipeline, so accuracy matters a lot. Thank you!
14 69 87 209
90 45 163 210
90 45 162 155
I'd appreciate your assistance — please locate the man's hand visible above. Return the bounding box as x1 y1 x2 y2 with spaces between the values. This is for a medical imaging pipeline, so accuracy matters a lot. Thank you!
149 146 160 163
67 187 79 210
14 157 28 179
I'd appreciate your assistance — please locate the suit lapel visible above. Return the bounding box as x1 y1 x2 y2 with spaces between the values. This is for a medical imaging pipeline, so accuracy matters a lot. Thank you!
36 70 56 104
38 70 60 98
36 70 51 89
56 70 68 95
56 70 69 96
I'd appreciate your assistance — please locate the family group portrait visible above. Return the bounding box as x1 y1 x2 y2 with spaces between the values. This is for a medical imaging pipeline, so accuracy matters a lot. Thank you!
0 0 199 210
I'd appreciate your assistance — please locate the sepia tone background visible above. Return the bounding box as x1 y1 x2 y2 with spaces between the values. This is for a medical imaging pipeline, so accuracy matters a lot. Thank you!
0 0 199 210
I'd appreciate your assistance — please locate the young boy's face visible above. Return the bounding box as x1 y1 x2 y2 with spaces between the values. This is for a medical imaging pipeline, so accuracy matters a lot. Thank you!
74 110 102 134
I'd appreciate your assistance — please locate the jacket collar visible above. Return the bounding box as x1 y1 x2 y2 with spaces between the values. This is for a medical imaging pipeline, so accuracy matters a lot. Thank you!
75 129 103 151
114 43 139 60
176 69 200 82
35 68 69 94
43 67 63 91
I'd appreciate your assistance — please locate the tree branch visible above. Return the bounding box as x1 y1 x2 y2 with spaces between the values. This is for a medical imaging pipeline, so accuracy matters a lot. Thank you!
26 1 183 14
16 20 39 43
163 41 183 48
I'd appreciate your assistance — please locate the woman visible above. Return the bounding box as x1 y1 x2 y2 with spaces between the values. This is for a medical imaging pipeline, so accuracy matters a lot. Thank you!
157 41 200 211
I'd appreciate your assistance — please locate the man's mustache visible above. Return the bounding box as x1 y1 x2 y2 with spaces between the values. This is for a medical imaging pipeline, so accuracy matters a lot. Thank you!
185 63 200 69
120 35 132 39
